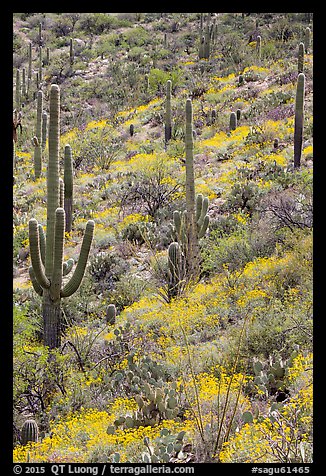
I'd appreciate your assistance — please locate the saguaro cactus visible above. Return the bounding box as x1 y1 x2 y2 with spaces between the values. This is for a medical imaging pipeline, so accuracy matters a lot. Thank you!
165 80 172 143
21 420 39 446
34 90 43 179
28 84 95 348
256 35 261 62
28 42 32 80
15 69 21 110
304 27 311 54
229 111 237 131
106 304 116 325
298 42 304 74
22 68 27 100
168 242 183 299
294 73 305 168
38 22 42 45
204 23 210 59
129 124 134 137
69 38 74 65
174 193 209 245
41 111 48 150
63 144 73 233
39 46 43 82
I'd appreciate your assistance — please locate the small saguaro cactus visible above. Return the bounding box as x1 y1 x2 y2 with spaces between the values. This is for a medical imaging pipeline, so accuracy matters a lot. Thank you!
69 38 74 65
229 111 237 131
38 22 42 45
304 27 311 54
46 47 50 65
294 73 305 168
28 42 32 80
298 42 305 74
22 68 27 100
106 304 116 325
256 35 261 61
129 124 134 137
28 84 95 349
15 69 21 110
198 35 205 59
21 419 39 446
236 108 241 122
165 80 172 143
168 241 183 299
34 90 43 179
211 109 217 123
63 144 73 233
273 137 279 149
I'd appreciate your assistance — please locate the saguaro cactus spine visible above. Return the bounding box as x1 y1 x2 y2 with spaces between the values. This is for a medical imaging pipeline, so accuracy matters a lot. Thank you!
165 80 172 143
64 144 74 233
28 84 95 349
298 42 304 74
294 73 305 168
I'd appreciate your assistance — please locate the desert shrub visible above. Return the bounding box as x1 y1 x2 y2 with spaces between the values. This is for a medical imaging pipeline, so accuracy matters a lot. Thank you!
88 250 130 293
221 180 264 216
201 229 255 276
110 275 150 313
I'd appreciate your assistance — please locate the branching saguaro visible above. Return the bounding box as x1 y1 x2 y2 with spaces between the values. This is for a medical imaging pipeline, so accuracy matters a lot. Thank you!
28 84 95 349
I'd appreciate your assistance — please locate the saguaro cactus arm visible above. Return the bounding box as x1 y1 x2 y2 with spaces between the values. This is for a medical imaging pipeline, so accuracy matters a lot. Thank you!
61 220 95 297
294 73 305 168
38 223 46 265
29 218 50 289
29 266 44 296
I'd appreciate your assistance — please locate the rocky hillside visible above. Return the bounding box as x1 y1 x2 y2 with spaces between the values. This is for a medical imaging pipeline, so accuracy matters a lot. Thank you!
13 12 313 464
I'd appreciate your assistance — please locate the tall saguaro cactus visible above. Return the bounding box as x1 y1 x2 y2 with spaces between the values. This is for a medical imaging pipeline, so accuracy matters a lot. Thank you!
15 69 21 110
28 84 95 349
64 144 74 233
28 42 32 80
294 73 305 168
165 80 172 143
298 42 304 74
185 98 200 279
34 90 43 179
39 46 43 83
